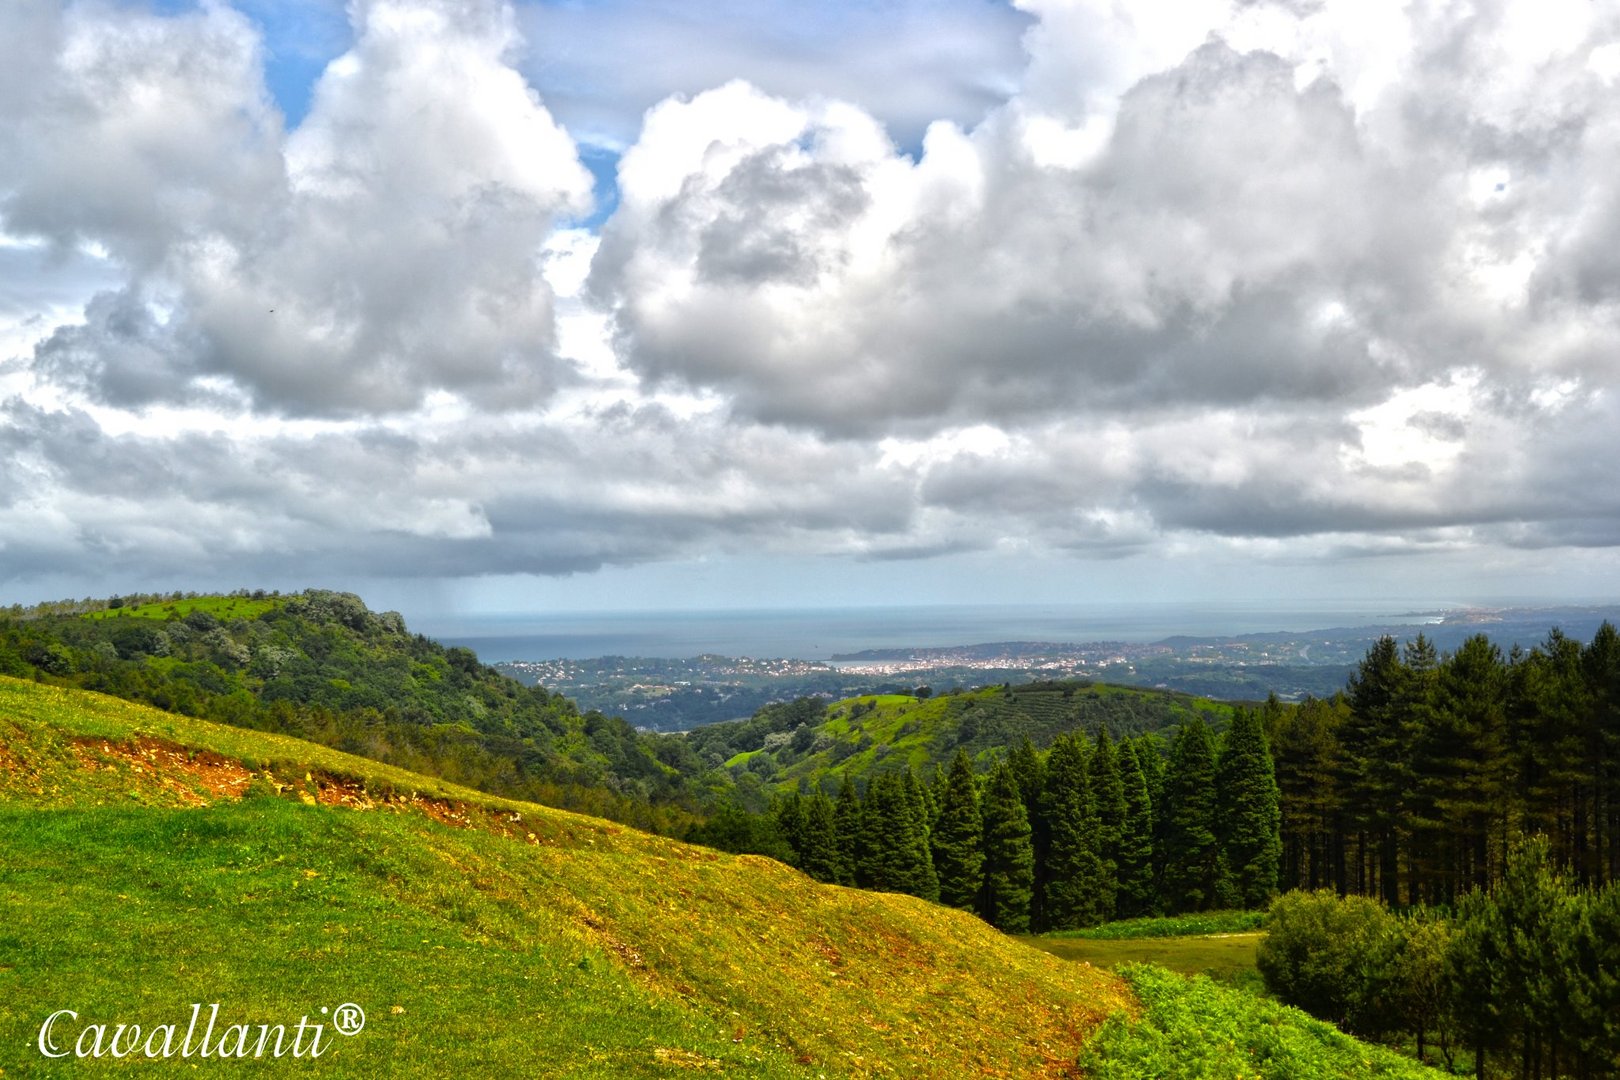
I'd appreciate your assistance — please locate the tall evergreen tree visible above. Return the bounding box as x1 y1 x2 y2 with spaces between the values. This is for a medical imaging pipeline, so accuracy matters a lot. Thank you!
1008 735 1047 925
980 760 1035 932
797 793 841 883
1341 635 1413 904
1217 707 1282 908
902 769 941 902
1089 725 1128 907
1583 622 1620 883
1424 634 1510 896
857 772 938 901
859 772 903 891
1272 695 1345 893
1159 717 1227 912
1041 733 1108 929
932 750 984 911
1510 630 1590 877
929 762 950 834
1137 733 1172 895
834 774 862 887
775 793 806 863
1115 739 1156 918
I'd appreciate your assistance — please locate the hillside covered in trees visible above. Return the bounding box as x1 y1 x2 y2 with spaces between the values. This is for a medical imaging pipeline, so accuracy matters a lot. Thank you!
0 590 711 831
1269 627 1620 900
684 680 1233 794
694 710 1280 936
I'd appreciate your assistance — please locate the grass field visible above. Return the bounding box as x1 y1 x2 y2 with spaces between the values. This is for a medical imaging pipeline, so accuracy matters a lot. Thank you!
1019 931 1265 985
0 676 1131 1077
1043 910 1265 940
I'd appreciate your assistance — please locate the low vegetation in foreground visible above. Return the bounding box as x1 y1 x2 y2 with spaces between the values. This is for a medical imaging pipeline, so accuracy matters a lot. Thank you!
1 675 1134 1077
1078 965 1444 1079
0 676 1448 1077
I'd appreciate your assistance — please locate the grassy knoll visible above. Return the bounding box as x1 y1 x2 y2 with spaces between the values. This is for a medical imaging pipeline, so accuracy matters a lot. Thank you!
0 676 1131 1077
1021 932 1264 985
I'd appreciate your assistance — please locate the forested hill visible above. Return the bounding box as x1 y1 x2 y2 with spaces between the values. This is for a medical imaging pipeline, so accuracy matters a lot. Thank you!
687 681 1234 798
0 590 707 832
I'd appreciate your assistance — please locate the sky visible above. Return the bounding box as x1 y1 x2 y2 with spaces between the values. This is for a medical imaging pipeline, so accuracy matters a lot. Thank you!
3 0 1620 619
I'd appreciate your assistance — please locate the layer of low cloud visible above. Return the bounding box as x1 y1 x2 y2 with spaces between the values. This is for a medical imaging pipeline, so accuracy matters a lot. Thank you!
3 0 1620 603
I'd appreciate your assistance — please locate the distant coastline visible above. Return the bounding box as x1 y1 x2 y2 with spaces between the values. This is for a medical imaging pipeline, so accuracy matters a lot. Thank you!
419 599 1594 664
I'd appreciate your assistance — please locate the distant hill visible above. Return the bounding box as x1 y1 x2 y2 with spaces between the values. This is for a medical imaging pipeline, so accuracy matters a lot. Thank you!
0 589 709 832
686 681 1235 794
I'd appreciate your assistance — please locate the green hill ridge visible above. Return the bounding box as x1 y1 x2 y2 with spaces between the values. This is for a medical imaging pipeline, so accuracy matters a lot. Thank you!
0 676 1134 1077
688 683 1234 797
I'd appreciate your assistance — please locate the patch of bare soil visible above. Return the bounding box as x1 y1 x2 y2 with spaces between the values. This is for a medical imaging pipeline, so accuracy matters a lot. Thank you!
72 736 254 804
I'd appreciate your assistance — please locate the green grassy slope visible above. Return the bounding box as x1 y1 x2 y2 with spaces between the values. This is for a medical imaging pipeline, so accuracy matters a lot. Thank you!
688 683 1234 793
0 677 1132 1077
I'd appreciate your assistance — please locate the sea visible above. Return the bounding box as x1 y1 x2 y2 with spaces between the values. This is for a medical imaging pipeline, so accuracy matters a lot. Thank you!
420 599 1459 664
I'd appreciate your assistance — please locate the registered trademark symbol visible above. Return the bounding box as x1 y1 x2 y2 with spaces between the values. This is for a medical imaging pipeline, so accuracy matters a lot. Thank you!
332 1003 365 1037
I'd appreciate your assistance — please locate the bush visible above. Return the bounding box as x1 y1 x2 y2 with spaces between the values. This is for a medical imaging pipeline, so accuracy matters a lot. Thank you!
1257 889 1396 1032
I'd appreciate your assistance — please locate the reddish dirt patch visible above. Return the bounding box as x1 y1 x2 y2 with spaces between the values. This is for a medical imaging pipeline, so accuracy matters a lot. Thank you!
296 772 518 836
58 737 548 848
0 740 42 790
72 737 254 804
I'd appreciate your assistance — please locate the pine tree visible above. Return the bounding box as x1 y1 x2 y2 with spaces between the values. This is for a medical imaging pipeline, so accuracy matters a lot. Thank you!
1137 734 1170 894
902 770 941 902
858 772 905 891
1583 622 1620 883
1116 739 1156 917
859 772 937 900
929 762 950 834
775 793 806 864
980 760 1035 932
1425 635 1509 896
1089 725 1128 908
1217 707 1282 908
1009 735 1046 925
797 792 841 883
1041 733 1108 929
1341 635 1415 904
931 750 984 911
1135 734 1168 811
1159 717 1226 912
1272 695 1345 893
834 774 862 886
1510 630 1590 877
